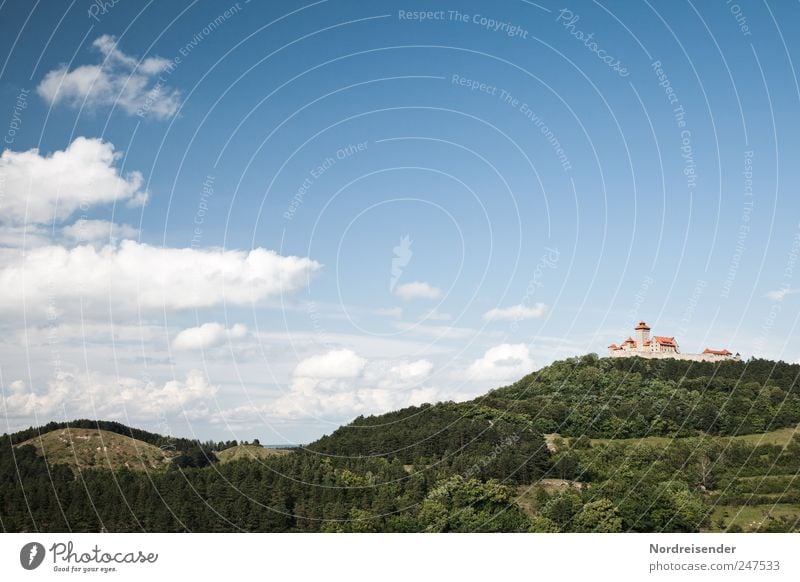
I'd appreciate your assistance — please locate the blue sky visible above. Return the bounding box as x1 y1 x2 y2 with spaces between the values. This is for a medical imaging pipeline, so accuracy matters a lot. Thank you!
1 0 799 442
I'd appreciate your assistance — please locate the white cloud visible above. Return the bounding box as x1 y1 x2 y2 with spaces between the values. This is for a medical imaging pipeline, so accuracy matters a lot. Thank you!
294 349 366 379
37 34 181 119
392 321 477 340
466 343 533 381
394 281 442 301
483 302 548 322
0 240 321 317
0 225 51 248
267 349 437 420
0 137 147 225
765 288 800 301
375 306 402 318
2 369 216 421
365 359 434 389
62 219 139 244
423 309 452 321
172 322 248 351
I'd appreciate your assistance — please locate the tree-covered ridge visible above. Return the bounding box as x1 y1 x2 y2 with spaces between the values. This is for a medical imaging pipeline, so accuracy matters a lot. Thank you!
309 401 549 484
481 354 800 438
2 355 800 533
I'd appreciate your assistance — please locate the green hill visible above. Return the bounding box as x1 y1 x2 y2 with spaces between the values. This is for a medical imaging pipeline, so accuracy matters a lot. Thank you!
2 354 800 532
216 444 291 464
17 427 175 472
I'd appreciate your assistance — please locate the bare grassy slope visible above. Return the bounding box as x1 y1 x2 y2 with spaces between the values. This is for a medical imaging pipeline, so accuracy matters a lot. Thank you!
17 427 174 472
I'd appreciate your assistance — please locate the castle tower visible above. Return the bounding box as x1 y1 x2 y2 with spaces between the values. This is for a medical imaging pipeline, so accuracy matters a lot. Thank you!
635 321 651 348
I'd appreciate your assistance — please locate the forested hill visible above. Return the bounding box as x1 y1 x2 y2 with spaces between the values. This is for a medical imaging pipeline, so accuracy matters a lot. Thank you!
2 354 800 533
310 353 800 449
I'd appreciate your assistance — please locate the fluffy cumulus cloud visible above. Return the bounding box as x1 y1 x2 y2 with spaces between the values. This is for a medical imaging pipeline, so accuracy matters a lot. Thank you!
0 240 321 316
172 322 248 351
2 369 216 421
267 349 436 420
0 137 147 225
483 302 548 322
466 343 533 381
62 219 139 244
394 281 442 301
293 349 367 379
37 35 181 119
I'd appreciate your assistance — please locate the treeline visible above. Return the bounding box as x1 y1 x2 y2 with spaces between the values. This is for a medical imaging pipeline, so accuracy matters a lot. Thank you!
482 354 800 438
310 401 550 483
7 419 239 452
0 436 530 532
2 355 800 532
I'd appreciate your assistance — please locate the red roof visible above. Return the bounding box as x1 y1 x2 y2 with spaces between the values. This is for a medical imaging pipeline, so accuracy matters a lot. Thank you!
703 348 732 356
635 321 651 330
653 336 677 347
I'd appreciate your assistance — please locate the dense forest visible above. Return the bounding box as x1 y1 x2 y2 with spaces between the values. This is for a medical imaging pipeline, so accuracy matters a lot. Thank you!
2 355 800 532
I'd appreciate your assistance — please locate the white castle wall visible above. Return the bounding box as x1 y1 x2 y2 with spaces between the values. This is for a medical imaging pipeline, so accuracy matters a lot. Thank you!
607 350 738 362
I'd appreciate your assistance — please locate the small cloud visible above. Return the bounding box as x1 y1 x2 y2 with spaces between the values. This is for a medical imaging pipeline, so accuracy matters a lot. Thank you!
392 321 476 340
423 310 452 321
62 219 138 244
765 288 800 302
466 343 533 381
37 34 181 120
394 281 442 301
390 235 413 291
293 349 366 379
375 306 403 318
483 303 548 322
172 322 247 351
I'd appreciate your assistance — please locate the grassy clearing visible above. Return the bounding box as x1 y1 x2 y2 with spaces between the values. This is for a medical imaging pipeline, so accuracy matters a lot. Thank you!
215 444 291 464
17 428 174 472
708 503 800 532
549 424 799 452
515 480 584 518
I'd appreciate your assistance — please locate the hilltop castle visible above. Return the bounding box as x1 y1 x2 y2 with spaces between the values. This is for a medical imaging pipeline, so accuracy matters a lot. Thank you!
608 321 740 362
